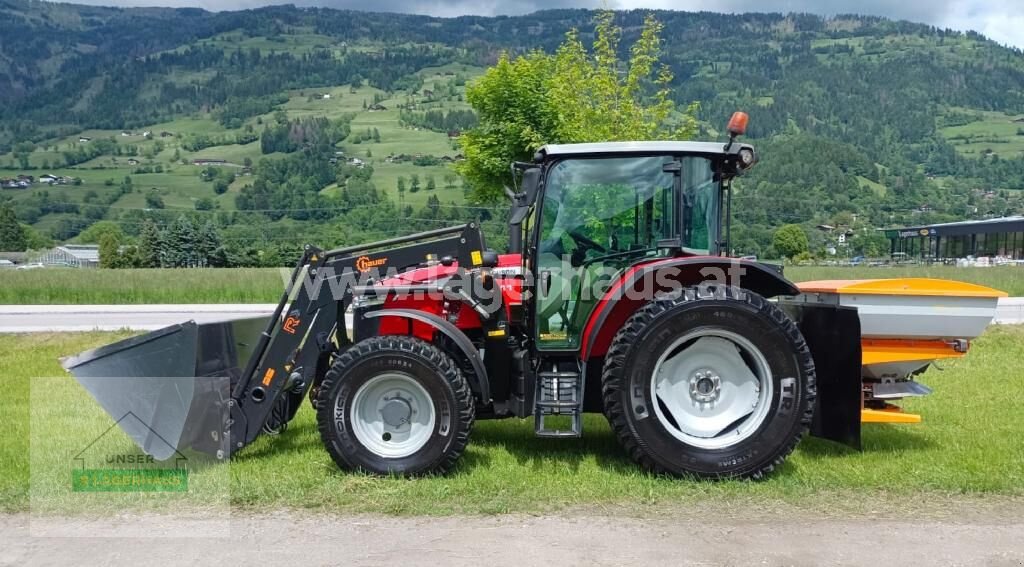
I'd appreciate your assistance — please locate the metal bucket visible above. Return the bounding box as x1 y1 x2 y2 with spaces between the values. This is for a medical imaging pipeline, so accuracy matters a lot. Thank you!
62 317 269 460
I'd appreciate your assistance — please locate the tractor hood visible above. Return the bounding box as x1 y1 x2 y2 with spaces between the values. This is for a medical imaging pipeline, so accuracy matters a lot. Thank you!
378 254 522 286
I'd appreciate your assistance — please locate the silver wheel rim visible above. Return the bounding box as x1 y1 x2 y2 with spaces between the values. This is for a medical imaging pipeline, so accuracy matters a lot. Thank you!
349 372 436 458
650 329 774 450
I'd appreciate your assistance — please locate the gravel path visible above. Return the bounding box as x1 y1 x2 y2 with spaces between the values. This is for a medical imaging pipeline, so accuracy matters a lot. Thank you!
3 504 1023 566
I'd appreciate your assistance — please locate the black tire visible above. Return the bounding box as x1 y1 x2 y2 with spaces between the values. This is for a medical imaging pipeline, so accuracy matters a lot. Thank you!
602 285 816 479
316 335 474 476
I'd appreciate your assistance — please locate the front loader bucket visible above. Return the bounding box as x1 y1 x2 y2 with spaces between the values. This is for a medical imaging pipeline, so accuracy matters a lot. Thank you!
61 317 269 460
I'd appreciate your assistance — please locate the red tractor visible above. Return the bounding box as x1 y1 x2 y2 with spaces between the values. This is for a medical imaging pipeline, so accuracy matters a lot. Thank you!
65 113 1002 479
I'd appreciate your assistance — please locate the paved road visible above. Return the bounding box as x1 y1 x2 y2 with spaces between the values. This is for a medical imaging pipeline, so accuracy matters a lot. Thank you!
2 507 1022 566
0 298 1021 333
0 304 279 333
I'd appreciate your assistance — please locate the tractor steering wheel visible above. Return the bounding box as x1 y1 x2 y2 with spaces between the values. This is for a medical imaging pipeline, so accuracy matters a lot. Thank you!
567 230 607 254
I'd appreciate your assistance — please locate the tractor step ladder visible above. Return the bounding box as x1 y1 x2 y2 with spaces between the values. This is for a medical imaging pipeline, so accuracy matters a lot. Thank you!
534 369 583 438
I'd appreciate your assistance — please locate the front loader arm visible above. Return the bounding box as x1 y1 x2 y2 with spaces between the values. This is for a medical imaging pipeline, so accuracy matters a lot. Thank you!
227 223 487 453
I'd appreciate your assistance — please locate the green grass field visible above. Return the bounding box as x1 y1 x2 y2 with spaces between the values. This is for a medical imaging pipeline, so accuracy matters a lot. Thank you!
940 109 1024 158
0 265 1019 305
1 326 1022 515
0 268 288 304
786 265 1023 295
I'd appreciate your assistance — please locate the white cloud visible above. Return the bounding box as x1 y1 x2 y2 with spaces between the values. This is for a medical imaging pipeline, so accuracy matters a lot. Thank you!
611 0 1022 48
63 0 1024 48
937 0 1024 48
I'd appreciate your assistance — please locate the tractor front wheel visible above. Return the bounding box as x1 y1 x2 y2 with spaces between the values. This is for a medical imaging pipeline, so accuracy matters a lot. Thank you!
316 336 474 476
602 285 816 479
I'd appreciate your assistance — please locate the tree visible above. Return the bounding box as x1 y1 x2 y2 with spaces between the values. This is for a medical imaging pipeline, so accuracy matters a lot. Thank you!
195 197 215 210
137 219 163 268
12 142 35 171
77 221 124 244
145 191 165 209
21 224 52 250
98 233 122 269
443 173 457 190
426 175 436 191
773 224 810 260
397 176 406 201
0 204 27 252
196 221 224 267
457 11 699 202
165 215 196 267
409 173 421 193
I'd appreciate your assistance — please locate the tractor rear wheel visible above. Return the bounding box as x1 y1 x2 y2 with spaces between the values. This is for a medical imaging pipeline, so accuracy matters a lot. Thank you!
602 285 815 479
316 335 474 476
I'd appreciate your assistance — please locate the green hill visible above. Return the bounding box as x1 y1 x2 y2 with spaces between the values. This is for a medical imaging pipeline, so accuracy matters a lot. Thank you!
1 2 1023 261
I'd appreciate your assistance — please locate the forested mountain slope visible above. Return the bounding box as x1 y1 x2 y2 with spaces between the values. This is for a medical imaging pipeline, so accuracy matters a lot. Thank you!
1 1 1022 260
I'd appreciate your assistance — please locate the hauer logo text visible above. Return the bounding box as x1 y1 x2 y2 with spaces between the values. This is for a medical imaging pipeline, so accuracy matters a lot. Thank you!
355 256 387 272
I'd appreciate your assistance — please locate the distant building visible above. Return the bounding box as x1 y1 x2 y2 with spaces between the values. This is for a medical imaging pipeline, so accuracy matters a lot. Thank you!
192 159 227 166
0 252 27 265
37 245 100 269
885 217 1024 262
78 137 92 143
127 158 140 166
422 89 434 98
368 103 388 112
39 174 58 184
160 131 174 137
0 260 15 269
447 130 461 138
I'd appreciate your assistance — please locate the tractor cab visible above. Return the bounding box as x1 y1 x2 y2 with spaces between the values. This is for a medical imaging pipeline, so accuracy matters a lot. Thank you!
515 137 757 350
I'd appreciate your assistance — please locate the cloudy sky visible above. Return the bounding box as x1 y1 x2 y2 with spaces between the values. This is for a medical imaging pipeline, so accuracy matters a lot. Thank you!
75 0 1024 49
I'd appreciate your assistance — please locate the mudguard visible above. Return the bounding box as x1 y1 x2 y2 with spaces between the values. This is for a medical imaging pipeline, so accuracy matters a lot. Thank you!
581 257 800 359
778 300 863 449
360 308 491 403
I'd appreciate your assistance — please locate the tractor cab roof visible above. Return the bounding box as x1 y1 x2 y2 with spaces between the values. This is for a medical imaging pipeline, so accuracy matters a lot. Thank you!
538 140 754 159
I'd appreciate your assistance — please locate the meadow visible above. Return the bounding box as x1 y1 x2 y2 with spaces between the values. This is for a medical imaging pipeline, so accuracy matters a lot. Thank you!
940 108 1024 158
1 326 1022 515
0 264 1020 304
0 63 481 237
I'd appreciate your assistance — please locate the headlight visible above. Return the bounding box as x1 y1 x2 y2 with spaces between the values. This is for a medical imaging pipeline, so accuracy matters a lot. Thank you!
738 148 756 169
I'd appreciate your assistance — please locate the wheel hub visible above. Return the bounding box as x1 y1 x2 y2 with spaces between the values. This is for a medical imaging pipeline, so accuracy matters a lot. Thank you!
380 395 412 428
348 372 435 458
689 370 721 403
651 331 773 450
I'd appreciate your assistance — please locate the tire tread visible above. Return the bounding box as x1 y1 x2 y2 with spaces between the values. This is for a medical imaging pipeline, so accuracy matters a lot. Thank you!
601 285 817 479
316 335 474 476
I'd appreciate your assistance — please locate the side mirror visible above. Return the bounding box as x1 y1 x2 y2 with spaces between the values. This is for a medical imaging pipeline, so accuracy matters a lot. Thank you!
521 167 541 206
